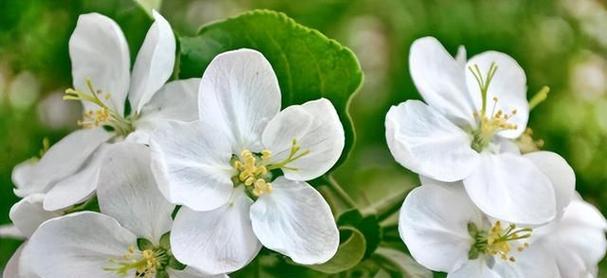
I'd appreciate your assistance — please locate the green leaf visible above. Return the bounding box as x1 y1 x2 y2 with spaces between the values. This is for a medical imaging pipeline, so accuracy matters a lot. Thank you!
307 226 366 274
337 209 381 258
373 247 433 278
136 238 154 251
133 0 162 17
178 9 363 167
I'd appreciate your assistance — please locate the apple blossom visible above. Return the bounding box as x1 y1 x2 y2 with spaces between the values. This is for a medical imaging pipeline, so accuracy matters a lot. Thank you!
150 49 342 274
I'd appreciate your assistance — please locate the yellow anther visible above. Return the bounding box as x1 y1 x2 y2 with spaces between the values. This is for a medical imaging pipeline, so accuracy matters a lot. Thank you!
483 221 532 262
252 179 273 196
261 149 272 161
104 246 166 278
469 63 520 152
231 141 309 197
64 79 133 135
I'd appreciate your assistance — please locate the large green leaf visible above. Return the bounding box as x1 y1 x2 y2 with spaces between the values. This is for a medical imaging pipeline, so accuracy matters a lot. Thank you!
178 9 363 167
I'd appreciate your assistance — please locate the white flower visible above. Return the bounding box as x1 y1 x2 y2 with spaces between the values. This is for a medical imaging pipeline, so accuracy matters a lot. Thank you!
19 143 219 278
386 36 565 224
11 11 200 212
1 194 63 278
399 183 563 277
150 49 342 274
531 195 607 277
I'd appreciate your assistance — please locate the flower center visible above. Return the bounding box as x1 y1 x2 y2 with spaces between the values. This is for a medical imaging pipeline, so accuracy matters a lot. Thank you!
64 79 134 136
231 139 310 197
468 63 518 152
104 245 169 278
468 221 532 262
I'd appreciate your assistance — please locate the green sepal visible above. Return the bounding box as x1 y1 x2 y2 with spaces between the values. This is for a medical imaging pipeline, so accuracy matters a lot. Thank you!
156 270 169 278
159 232 171 251
168 256 187 271
137 238 154 251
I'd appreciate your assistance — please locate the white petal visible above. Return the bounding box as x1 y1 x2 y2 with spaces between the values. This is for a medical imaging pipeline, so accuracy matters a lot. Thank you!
171 188 261 275
167 267 228 278
455 45 467 68
262 99 344 181
465 51 528 138
11 158 37 196
150 120 234 211
492 245 560 278
0 224 24 239
20 212 137 278
409 37 477 126
546 199 607 275
448 260 500 278
250 177 339 264
463 153 556 225
134 78 201 144
13 128 111 197
97 143 174 243
43 144 109 211
3 243 26 278
525 151 575 217
9 194 62 238
385 100 479 182
399 184 483 272
129 11 176 113
69 13 130 115
198 49 281 151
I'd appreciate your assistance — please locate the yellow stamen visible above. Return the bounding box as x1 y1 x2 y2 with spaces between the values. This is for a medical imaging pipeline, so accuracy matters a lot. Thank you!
231 139 310 197
468 221 532 262
64 79 133 136
104 245 168 278
468 63 519 152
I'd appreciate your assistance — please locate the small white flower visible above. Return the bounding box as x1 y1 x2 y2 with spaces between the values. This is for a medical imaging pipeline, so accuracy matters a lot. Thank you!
150 49 343 274
19 143 218 278
532 195 607 277
399 183 563 277
386 36 567 224
12 11 200 212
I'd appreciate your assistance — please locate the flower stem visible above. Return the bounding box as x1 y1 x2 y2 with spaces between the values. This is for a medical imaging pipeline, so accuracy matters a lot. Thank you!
367 188 412 222
322 175 357 208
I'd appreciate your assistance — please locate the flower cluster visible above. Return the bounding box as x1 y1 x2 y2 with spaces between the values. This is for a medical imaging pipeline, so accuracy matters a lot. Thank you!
387 37 607 277
3 8 607 278
3 11 343 278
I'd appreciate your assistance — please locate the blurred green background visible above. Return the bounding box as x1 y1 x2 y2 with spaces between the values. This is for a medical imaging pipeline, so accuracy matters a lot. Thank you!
2 0 607 275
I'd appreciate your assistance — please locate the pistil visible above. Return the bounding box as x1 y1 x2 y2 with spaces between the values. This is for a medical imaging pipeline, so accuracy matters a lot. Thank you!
468 63 518 152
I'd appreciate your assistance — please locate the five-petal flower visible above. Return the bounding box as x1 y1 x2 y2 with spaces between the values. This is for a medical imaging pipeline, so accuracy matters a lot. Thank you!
150 49 343 274
19 143 220 278
386 36 564 225
11 11 199 212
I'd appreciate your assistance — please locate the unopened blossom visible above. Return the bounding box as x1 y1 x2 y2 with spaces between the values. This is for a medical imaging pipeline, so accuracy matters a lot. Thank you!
399 183 564 277
150 49 342 274
386 36 569 224
19 143 221 278
11 11 199 212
